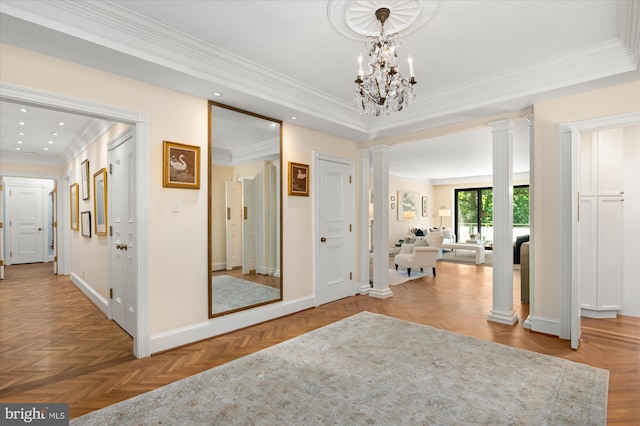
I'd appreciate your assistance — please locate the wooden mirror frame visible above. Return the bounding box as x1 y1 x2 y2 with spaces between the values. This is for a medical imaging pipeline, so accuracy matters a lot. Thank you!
208 101 283 318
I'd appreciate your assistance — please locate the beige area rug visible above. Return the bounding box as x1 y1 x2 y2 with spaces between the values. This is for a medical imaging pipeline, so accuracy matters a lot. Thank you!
388 268 426 285
71 312 608 425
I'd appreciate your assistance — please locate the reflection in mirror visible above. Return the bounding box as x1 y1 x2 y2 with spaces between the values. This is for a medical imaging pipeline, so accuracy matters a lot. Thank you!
208 101 282 318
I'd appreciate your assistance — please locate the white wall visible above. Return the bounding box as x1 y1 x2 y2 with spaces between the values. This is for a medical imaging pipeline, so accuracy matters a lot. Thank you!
621 124 640 317
67 123 131 299
282 124 361 300
0 44 363 349
533 80 640 322
388 177 433 245
1 43 209 335
2 42 637 353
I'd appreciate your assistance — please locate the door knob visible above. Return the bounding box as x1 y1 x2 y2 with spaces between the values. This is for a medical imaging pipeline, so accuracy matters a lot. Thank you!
320 237 326 242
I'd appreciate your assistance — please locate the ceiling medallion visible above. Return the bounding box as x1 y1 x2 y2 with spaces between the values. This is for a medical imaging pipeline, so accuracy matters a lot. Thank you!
328 0 440 40
354 7 417 117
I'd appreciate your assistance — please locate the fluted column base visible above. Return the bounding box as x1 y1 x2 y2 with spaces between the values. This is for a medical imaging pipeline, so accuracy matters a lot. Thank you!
488 309 519 325
369 287 393 299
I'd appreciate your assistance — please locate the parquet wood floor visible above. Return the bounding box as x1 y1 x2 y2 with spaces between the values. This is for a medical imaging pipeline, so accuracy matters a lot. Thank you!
1 261 638 423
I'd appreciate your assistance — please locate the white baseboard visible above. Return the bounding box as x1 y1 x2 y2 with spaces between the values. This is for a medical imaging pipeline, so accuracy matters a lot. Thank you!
581 309 618 319
212 262 226 272
527 315 560 337
150 296 315 354
70 272 110 318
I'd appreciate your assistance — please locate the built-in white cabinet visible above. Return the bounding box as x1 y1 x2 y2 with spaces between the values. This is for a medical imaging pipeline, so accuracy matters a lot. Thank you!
579 128 625 197
579 128 624 318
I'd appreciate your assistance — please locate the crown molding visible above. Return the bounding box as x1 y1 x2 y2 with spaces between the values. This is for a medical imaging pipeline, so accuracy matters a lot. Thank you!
0 82 147 124
0 0 363 131
61 120 115 165
0 82 144 166
211 147 233 166
368 38 637 134
431 172 530 187
212 139 279 166
2 0 637 139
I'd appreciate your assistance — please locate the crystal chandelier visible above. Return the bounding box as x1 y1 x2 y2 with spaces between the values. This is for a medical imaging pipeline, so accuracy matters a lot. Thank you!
354 8 417 117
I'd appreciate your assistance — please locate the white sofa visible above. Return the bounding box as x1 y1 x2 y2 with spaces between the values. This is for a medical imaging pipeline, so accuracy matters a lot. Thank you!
405 228 455 245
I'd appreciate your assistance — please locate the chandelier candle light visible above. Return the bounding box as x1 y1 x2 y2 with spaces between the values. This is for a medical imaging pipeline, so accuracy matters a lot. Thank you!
354 7 417 116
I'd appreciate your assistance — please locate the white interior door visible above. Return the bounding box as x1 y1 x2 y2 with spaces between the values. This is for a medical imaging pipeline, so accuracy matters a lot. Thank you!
110 133 137 337
316 157 353 305
226 181 242 270
8 185 45 264
242 177 256 274
52 187 58 274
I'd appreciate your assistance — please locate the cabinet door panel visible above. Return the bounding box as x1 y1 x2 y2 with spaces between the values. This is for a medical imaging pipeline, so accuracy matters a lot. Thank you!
579 131 597 197
597 197 623 310
597 128 624 196
579 196 598 310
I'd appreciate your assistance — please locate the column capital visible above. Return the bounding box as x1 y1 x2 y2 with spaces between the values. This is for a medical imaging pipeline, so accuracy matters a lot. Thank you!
525 114 534 125
359 147 371 158
370 144 392 155
488 119 515 133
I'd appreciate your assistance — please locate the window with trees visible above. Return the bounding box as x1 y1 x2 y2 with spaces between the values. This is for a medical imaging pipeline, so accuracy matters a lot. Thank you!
454 185 529 244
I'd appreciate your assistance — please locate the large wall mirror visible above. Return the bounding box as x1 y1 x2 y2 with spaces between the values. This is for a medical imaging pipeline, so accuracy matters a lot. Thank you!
208 101 282 318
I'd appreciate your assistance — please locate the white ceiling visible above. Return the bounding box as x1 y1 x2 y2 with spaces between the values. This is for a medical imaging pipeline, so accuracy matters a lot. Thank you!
0 0 638 181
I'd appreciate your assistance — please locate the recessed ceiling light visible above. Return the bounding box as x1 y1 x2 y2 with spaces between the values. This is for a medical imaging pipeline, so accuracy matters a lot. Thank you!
213 92 221 97
44 147 49 151
48 141 53 144
19 121 25 126
291 116 297 120
17 141 23 144
18 132 24 136
270 123 277 127
20 108 27 113
58 122 65 126
16 147 21 151
25 152 35 155
52 132 58 136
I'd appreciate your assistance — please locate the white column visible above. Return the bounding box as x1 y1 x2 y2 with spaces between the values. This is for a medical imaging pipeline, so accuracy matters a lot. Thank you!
359 148 372 294
488 119 518 325
523 115 534 329
558 125 574 340
370 145 392 299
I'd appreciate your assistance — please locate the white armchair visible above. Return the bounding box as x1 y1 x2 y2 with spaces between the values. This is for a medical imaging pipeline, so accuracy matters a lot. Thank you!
394 233 444 277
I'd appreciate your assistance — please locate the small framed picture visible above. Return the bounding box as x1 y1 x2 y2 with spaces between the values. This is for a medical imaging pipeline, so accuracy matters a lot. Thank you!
81 211 92 237
288 162 309 196
93 168 108 236
422 196 428 217
163 141 201 189
81 159 90 200
397 190 419 221
70 183 79 230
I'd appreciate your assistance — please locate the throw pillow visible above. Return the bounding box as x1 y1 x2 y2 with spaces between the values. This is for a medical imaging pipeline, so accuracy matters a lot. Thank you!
414 238 428 247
